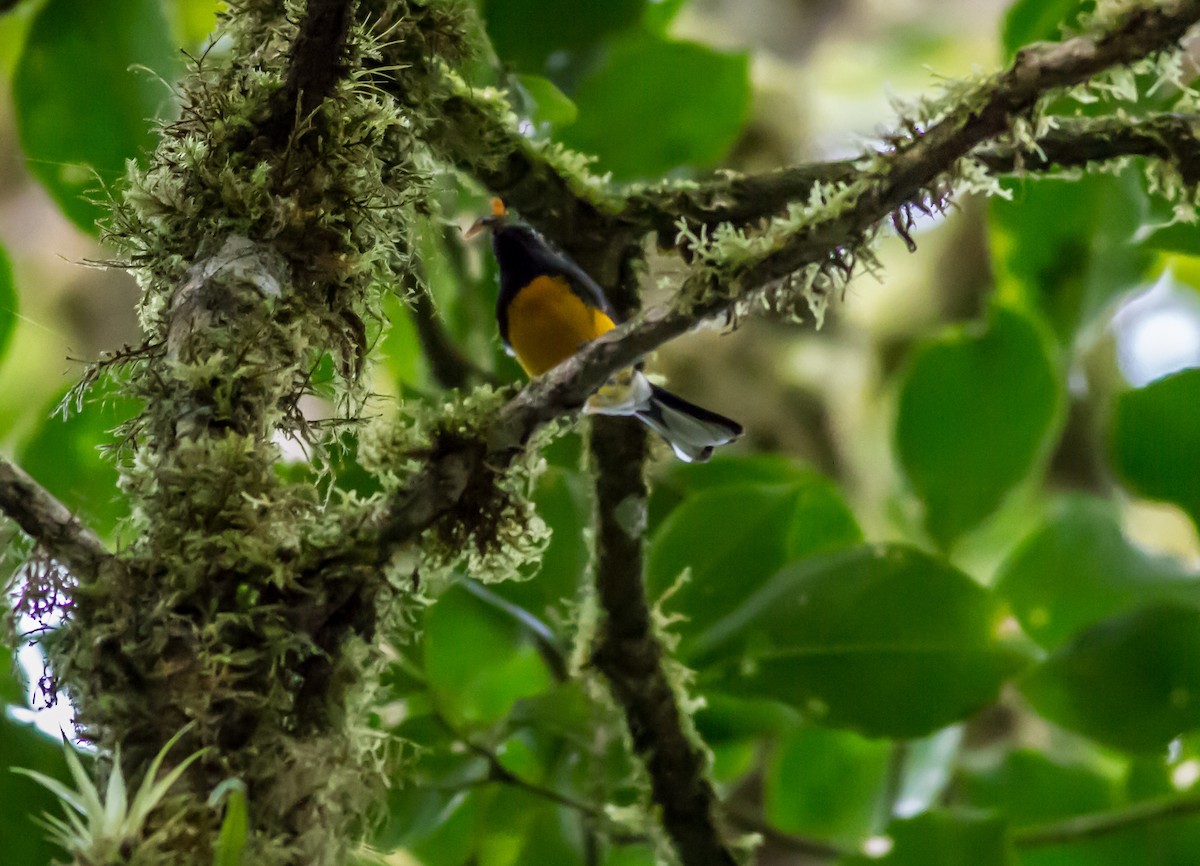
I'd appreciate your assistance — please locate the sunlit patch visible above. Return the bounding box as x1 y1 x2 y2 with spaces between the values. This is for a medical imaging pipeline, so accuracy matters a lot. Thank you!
1113 273 1200 387
862 835 894 858
1172 758 1200 790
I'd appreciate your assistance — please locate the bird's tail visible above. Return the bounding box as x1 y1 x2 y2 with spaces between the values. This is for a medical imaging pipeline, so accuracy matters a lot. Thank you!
584 370 742 462
634 384 742 463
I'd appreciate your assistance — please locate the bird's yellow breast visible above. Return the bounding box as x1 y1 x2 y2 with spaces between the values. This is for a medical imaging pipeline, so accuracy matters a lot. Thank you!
506 275 616 376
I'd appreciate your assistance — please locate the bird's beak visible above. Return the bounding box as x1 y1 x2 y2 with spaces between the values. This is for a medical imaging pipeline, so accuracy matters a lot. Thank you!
464 197 508 240
464 215 495 240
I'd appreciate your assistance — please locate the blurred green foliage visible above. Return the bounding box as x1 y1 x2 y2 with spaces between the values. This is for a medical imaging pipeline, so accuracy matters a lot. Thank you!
3 0 1200 864
12 0 178 233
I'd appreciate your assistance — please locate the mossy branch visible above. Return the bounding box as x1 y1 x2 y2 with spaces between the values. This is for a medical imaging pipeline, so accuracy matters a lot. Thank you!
627 111 1200 243
262 0 357 148
0 455 114 582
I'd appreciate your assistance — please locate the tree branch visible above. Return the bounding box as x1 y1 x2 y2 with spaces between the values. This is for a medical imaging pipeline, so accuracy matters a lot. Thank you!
0 455 113 582
590 416 738 866
262 0 357 147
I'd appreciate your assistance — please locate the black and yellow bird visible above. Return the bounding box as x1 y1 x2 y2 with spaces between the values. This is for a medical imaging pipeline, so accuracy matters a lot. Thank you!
467 199 742 462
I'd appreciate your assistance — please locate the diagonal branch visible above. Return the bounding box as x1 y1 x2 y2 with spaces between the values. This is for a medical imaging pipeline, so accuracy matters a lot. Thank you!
626 112 1200 244
0 455 114 582
369 1 1200 561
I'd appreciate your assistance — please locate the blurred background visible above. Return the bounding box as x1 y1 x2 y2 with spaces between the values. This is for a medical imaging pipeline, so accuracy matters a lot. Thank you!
4 1 1200 864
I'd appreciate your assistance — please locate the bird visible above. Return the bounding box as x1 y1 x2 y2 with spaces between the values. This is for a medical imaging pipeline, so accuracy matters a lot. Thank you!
465 198 742 462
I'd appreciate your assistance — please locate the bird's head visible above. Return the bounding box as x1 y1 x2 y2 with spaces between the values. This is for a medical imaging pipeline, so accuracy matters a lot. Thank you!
464 197 510 239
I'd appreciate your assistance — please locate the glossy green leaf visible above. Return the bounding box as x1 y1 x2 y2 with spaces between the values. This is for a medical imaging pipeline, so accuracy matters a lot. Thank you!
378 788 479 866
1111 369 1200 528
13 0 178 232
695 545 1033 738
995 497 1200 650
560 35 750 181
648 473 861 654
1001 0 1085 59
516 74 578 127
990 173 1152 345
765 723 891 843
892 727 963 819
0 244 15 369
0 715 74 866
841 810 1013 866
896 306 1061 547
694 692 800 744
480 0 644 76
422 584 552 727
18 380 140 541
1021 605 1200 753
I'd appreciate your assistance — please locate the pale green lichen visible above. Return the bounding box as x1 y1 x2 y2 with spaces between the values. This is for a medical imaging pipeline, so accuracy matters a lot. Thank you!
359 385 555 584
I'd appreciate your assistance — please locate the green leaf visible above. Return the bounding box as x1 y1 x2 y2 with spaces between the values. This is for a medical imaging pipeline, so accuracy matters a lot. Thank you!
895 305 1062 547
377 788 479 866
765 724 891 843
18 380 140 541
480 0 645 76
647 472 861 655
1139 220 1200 258
960 748 1120 829
643 0 689 33
1111 369 1200 528
995 497 1200 650
210 780 248 866
379 292 427 390
1001 0 1086 59
560 35 750 181
0 715 75 866
422 584 553 727
166 0 220 51
0 644 23 706
491 468 590 626
695 545 1033 738
694 693 800 744
990 173 1152 345
1021 605 1200 753
840 810 1014 866
515 74 578 127
0 243 15 369
13 0 178 232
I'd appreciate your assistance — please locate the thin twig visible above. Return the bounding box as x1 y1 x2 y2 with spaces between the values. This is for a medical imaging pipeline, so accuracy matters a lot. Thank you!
0 455 114 582
1014 791 1200 849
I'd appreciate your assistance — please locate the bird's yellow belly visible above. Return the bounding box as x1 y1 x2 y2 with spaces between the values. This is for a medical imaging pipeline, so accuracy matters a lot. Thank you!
507 275 616 376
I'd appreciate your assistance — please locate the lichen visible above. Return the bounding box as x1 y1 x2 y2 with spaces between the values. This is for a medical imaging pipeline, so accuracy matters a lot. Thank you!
358 385 556 584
